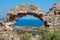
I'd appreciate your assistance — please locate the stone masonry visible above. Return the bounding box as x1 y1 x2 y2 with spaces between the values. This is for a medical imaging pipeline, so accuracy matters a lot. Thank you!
5 3 60 28
0 3 60 40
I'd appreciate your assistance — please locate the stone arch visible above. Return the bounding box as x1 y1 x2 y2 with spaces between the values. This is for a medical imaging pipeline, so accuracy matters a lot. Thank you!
4 4 47 26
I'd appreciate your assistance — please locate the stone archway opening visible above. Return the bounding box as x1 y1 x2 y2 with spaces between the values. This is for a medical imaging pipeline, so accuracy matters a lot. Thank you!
5 4 48 27
13 14 45 26
6 12 46 27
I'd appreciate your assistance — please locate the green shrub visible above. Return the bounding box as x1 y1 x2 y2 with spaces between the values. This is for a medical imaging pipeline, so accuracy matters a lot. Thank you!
40 27 52 40
53 29 60 40
40 27 60 40
20 32 32 40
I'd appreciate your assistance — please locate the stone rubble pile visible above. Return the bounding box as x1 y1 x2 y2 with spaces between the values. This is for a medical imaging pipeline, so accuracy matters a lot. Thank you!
0 22 20 40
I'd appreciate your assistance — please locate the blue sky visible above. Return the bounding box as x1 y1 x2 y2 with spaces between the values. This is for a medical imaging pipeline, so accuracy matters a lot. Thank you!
0 0 60 19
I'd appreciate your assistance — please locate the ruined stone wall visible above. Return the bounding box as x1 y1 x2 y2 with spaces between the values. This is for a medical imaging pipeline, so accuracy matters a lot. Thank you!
44 3 60 29
0 3 60 40
5 4 45 25
1 3 60 38
5 3 60 28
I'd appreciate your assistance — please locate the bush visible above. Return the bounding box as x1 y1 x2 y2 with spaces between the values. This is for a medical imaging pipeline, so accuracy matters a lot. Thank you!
20 32 32 40
40 27 52 40
40 27 60 40
53 29 60 40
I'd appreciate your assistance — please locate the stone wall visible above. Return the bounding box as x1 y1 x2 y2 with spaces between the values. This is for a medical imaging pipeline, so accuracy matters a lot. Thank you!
44 3 60 29
0 3 60 40
5 3 60 28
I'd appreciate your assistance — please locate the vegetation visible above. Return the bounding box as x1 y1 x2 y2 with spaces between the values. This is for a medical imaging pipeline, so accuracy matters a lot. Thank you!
13 27 60 40
20 32 32 40
40 27 60 40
